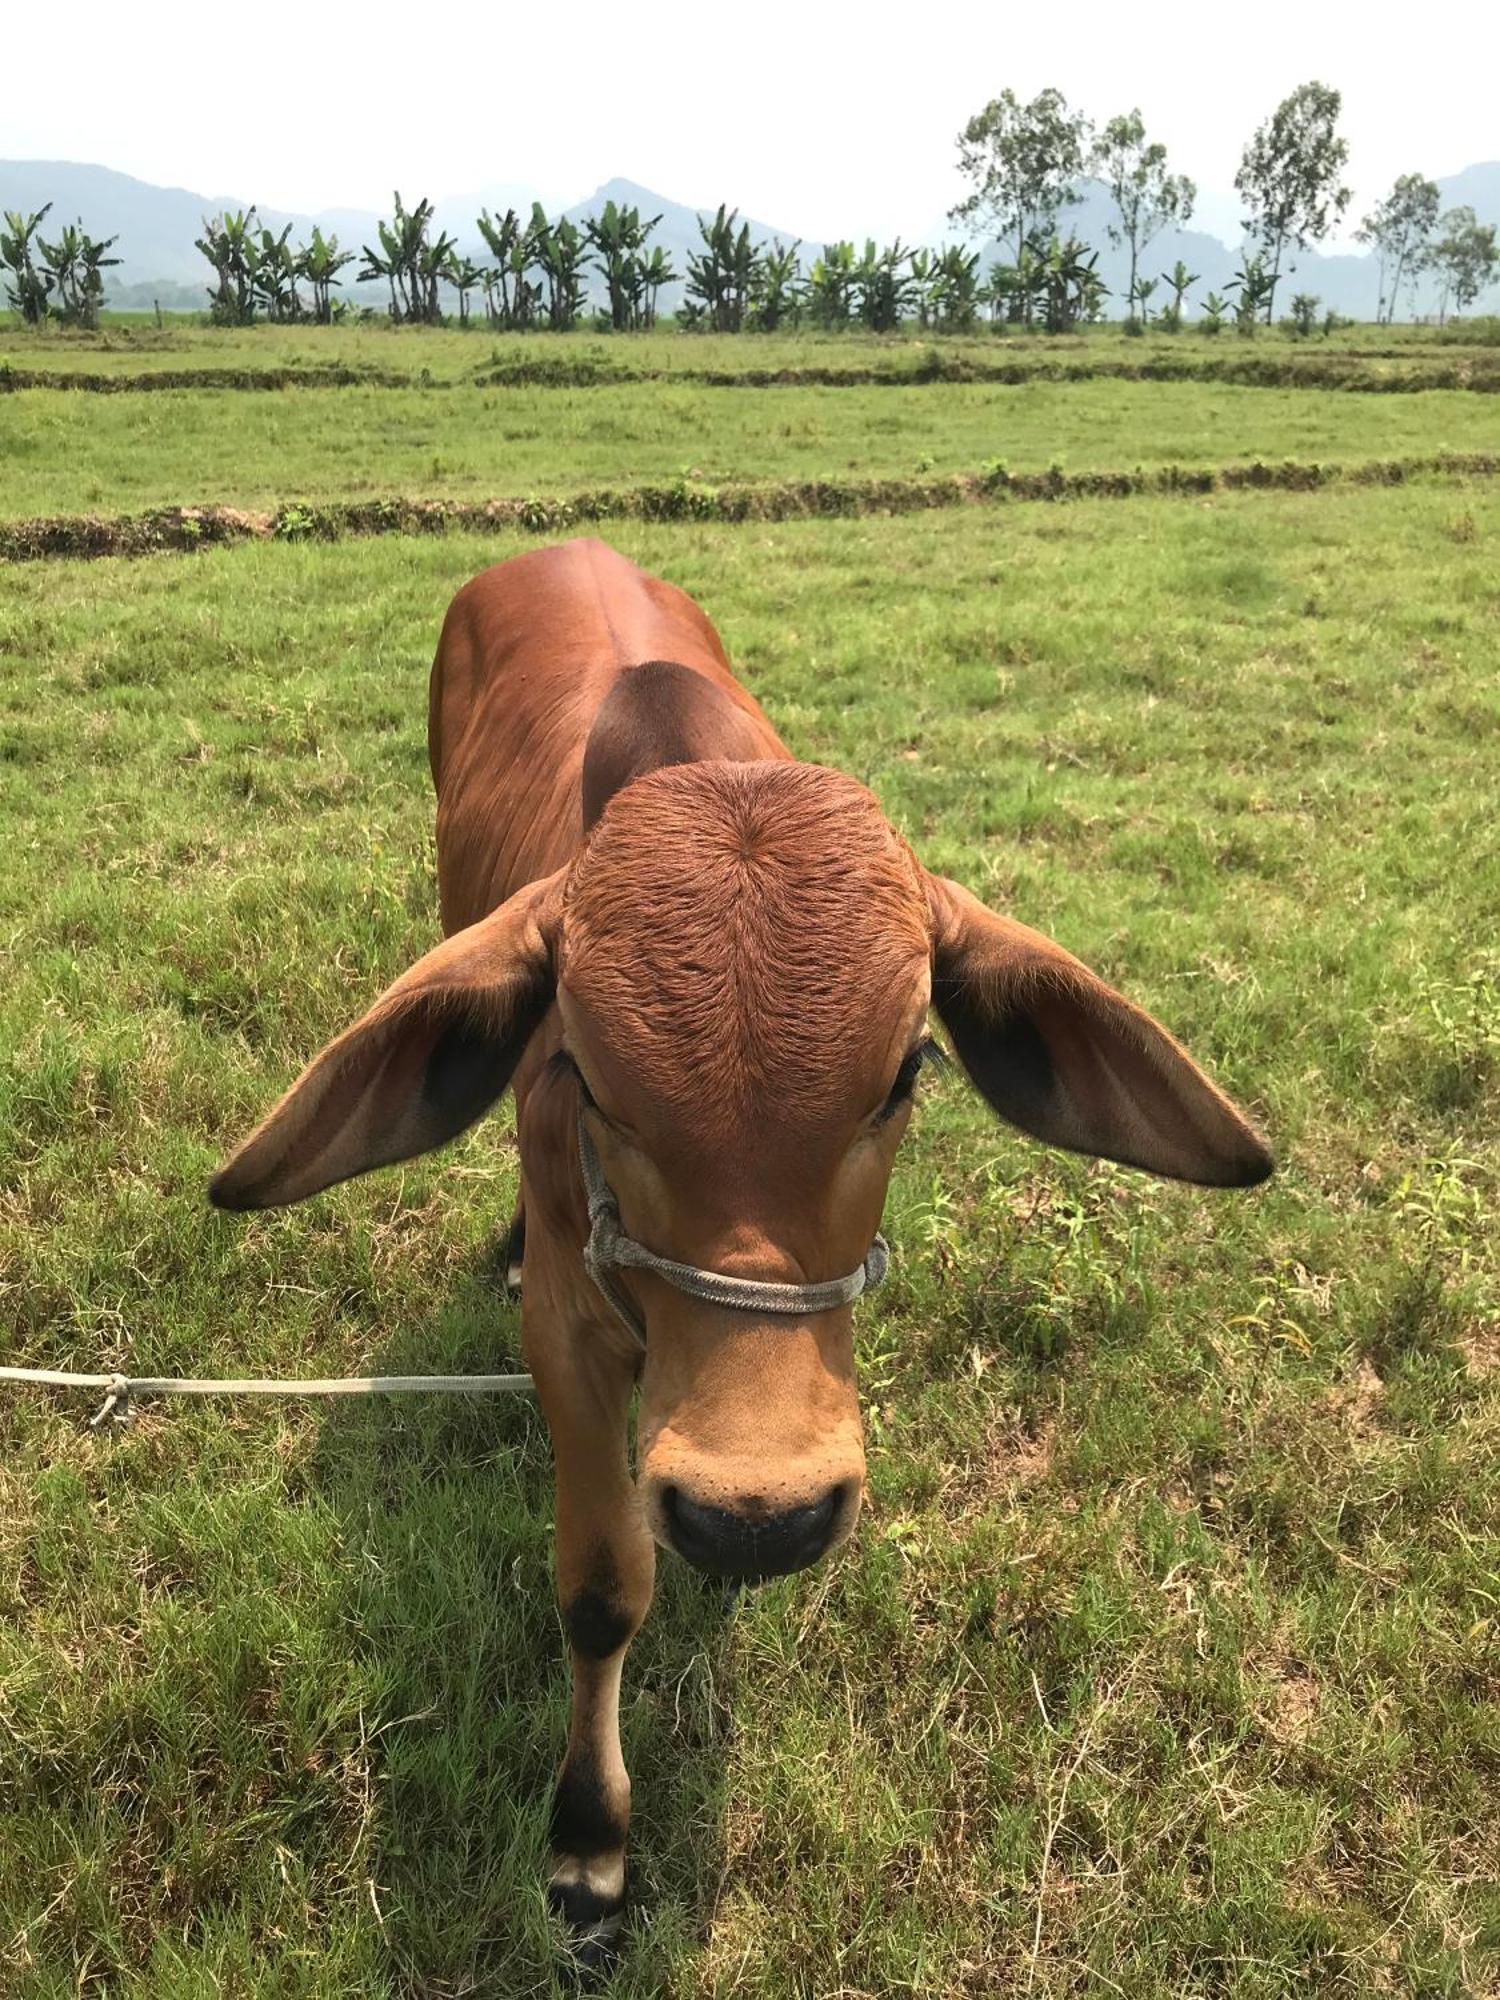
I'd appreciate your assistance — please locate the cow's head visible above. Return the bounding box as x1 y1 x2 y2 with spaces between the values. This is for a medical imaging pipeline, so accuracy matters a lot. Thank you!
213 761 1270 1580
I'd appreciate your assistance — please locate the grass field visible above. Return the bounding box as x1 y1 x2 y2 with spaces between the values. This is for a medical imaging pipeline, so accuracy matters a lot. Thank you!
1 377 1496 521
1 329 1498 1997
4 315 1498 381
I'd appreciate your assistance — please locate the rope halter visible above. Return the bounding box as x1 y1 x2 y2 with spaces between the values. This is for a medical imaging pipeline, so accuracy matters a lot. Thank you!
577 1110 889 1345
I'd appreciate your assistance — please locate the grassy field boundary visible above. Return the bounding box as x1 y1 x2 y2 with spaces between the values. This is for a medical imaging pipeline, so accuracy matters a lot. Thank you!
5 450 1498 564
6 352 1500 396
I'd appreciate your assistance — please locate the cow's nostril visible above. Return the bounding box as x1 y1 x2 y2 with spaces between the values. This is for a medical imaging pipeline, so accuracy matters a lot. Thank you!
661 1482 846 1579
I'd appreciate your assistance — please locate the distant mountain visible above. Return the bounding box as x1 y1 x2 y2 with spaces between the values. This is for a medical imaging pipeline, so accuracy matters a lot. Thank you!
1434 161 1500 224
0 160 811 315
2 157 1495 320
0 160 392 309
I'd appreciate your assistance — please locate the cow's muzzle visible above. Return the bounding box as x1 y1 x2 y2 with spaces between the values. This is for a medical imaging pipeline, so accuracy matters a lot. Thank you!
659 1478 856 1579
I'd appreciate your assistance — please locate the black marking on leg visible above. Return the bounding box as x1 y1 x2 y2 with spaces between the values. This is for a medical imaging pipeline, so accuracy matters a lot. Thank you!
550 1747 628 1863
565 1584 633 1662
564 1542 635 1660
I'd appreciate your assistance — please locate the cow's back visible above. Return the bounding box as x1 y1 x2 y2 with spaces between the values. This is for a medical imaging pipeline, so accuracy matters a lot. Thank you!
429 539 784 931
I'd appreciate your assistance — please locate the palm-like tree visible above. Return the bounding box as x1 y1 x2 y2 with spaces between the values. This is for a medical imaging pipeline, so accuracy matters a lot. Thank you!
929 245 981 331
529 206 588 331
584 200 664 330
360 194 446 322
196 209 260 324
1 205 55 322
685 206 759 332
807 240 857 329
751 238 802 331
1158 259 1200 330
36 217 120 328
448 255 487 325
297 227 355 324
250 222 300 322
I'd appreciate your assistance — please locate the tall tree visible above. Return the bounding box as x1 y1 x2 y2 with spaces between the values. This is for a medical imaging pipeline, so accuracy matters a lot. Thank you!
1234 81 1351 322
1355 175 1440 324
950 88 1090 298
1093 111 1194 328
1427 207 1500 323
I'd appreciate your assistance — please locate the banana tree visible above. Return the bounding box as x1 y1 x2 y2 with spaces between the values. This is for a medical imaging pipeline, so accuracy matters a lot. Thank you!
807 240 857 329
1199 291 1229 335
531 206 588 331
584 199 663 330
751 238 803 331
1006 241 1047 326
1 206 54 323
297 227 355 324
477 208 523 326
196 209 259 324
638 245 678 329
37 218 120 328
448 255 487 325
250 222 300 322
1128 274 1157 327
1040 234 1100 333
360 194 443 322
929 244 981 331
853 239 917 333
1227 255 1275 335
1158 259 1199 331
685 206 759 332
909 248 934 327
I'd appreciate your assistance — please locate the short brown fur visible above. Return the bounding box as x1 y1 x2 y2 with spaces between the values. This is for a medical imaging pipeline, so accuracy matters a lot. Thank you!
213 537 1271 1953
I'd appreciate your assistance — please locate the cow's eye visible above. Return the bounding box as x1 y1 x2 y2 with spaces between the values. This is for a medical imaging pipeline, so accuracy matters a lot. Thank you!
548 1046 597 1109
877 1038 940 1124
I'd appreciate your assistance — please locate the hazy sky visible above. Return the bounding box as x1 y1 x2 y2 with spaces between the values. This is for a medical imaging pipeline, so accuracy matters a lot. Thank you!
9 0 1497 248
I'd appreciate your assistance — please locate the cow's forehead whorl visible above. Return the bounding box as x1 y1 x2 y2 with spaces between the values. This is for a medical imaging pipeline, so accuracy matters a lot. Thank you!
560 761 930 1118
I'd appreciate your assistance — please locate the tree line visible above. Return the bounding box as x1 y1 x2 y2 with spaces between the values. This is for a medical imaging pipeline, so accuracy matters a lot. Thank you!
954 83 1497 329
5 81 1496 333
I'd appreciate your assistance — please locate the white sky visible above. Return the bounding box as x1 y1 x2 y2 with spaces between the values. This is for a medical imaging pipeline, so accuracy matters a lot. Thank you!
8 0 1498 249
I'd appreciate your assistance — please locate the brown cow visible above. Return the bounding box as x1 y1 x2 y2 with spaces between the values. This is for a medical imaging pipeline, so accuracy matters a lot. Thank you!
212 537 1270 1958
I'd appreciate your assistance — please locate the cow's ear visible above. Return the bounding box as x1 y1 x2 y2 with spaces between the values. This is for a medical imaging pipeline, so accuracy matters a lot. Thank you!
926 872 1272 1187
211 869 566 1210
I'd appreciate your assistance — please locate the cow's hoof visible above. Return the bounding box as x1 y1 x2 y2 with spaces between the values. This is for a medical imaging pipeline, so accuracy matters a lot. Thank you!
549 1875 625 1976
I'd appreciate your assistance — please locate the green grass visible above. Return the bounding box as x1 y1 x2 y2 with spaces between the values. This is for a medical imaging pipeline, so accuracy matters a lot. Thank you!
4 315 1496 381
2 482 1497 1995
2 375 1495 522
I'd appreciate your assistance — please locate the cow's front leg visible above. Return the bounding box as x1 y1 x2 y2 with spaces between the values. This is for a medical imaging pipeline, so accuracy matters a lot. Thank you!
533 1331 654 1958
